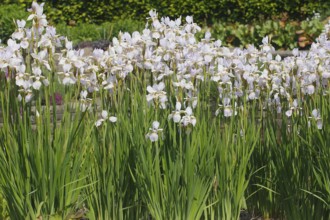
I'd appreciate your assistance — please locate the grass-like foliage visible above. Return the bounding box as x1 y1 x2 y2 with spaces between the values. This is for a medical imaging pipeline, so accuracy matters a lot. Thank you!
0 2 329 219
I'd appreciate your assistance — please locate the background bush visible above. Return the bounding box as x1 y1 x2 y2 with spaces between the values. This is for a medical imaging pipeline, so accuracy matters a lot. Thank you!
0 0 329 48
1 0 329 25
197 15 325 50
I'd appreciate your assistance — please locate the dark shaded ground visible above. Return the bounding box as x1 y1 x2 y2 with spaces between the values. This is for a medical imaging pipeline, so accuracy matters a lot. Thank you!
74 40 111 51
240 210 253 220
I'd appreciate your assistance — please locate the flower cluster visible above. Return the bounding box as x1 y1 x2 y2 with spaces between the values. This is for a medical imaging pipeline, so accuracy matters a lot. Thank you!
168 102 196 127
1 2 60 102
1 2 329 139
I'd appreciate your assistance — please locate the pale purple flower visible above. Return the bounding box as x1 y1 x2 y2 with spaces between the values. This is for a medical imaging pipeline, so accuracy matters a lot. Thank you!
168 102 182 123
186 16 193 24
146 82 167 109
95 110 117 127
309 109 323 129
146 121 163 142
181 106 196 127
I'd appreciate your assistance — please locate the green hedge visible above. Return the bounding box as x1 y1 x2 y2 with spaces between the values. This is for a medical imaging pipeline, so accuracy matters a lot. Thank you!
1 0 329 25
0 3 327 50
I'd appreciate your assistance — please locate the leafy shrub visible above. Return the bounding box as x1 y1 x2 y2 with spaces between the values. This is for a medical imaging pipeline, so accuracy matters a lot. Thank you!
298 15 325 47
198 16 325 50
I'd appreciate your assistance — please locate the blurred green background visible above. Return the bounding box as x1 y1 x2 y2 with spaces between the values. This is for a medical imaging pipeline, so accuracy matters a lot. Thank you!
0 0 329 49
